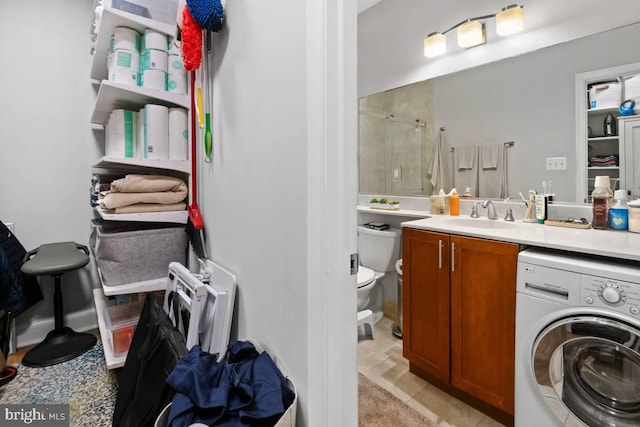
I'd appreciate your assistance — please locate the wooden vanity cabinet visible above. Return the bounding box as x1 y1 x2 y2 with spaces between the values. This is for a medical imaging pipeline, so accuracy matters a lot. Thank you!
402 227 518 416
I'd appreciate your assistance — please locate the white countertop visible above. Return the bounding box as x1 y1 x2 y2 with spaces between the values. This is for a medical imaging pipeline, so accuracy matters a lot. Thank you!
402 215 640 262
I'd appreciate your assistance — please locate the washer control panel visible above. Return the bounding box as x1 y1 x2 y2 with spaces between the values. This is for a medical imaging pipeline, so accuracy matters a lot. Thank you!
582 274 640 316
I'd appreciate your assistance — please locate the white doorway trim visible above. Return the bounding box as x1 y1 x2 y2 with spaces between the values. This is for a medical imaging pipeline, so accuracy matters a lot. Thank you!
575 61 640 203
306 0 358 426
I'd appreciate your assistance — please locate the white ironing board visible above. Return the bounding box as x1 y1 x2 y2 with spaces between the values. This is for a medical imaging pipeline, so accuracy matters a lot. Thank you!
164 261 236 362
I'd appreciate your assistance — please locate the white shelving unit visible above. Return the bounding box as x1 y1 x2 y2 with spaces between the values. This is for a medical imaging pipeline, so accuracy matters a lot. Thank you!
93 156 190 174
91 81 189 125
91 7 175 81
89 5 190 368
585 103 621 202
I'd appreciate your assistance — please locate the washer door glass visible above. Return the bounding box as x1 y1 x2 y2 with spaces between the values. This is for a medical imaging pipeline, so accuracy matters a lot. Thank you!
533 316 640 427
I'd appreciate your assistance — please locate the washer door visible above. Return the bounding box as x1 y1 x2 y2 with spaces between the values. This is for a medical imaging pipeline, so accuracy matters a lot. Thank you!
533 316 640 426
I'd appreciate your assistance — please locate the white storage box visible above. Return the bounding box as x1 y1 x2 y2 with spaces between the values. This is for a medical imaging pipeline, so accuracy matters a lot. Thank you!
110 0 180 26
90 220 187 287
624 74 640 113
589 82 622 109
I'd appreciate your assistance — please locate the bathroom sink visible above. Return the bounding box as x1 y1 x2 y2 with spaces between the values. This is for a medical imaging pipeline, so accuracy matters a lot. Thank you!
444 218 520 230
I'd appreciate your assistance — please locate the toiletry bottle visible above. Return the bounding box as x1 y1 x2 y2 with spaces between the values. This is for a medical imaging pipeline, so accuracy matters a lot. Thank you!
450 189 460 216
609 189 628 231
592 176 613 230
546 181 554 203
535 194 546 224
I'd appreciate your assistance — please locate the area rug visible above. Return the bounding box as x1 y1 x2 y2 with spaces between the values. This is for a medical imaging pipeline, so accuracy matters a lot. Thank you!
359 373 435 426
0 341 118 426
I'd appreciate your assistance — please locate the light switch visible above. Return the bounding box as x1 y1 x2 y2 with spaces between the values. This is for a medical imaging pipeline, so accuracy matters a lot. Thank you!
546 157 567 171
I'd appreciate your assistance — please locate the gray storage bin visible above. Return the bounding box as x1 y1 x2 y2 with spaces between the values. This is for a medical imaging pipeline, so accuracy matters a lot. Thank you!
90 220 187 287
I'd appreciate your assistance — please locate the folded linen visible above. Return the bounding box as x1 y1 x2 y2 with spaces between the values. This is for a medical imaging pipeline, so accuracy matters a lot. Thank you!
111 174 187 193
480 143 500 169
100 189 188 209
112 202 186 214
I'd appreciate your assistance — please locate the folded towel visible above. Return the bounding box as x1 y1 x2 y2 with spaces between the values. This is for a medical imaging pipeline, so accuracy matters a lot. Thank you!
100 188 188 209
113 202 186 214
111 174 187 193
427 131 450 191
455 146 477 170
480 143 501 169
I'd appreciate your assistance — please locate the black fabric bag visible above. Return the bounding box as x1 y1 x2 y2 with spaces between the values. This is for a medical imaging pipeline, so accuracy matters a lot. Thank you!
112 293 188 427
0 221 43 316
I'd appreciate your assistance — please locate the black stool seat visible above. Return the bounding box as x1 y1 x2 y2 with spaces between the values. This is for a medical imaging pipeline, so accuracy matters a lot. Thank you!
21 242 96 367
21 242 90 276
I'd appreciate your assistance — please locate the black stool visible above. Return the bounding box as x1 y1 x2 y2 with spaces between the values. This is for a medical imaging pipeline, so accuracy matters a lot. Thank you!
21 242 96 367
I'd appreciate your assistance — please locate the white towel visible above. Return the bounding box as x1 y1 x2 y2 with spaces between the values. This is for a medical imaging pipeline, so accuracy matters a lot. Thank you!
478 143 508 198
453 146 478 194
480 143 500 169
427 130 450 193
455 145 476 170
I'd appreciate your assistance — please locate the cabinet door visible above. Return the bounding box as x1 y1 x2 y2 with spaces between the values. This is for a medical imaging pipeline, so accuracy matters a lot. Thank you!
402 228 450 382
450 236 518 415
622 117 640 198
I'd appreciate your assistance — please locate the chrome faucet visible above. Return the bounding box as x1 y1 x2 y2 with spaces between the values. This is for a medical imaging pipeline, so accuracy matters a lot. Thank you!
482 200 498 220
470 202 479 218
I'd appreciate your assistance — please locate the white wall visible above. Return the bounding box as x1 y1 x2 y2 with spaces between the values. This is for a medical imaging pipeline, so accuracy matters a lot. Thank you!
0 1 99 345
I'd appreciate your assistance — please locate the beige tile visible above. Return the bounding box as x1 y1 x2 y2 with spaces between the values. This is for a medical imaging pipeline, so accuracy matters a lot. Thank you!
410 385 486 427
359 317 507 427
358 350 388 373
477 415 507 427
363 355 428 402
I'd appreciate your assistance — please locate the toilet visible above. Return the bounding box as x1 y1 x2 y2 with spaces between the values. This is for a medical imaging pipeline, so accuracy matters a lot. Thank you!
356 225 402 329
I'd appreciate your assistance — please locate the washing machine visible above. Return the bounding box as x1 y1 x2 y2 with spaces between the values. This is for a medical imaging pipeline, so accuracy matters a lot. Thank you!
515 247 640 427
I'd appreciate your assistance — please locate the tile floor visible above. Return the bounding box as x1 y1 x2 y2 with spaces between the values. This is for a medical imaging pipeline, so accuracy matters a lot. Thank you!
358 317 506 427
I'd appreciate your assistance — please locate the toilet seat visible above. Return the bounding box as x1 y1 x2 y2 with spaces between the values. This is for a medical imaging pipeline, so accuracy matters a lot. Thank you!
357 266 376 289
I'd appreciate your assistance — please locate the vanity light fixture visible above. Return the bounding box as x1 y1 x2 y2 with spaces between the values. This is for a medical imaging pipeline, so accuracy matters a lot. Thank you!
496 4 525 36
457 20 485 48
423 32 447 58
423 4 524 58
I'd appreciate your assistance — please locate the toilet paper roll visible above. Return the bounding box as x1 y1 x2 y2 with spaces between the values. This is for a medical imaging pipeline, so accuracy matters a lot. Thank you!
141 69 166 91
167 54 186 75
140 49 168 72
143 28 168 52
109 66 138 86
113 27 141 52
167 73 188 94
106 109 138 158
111 49 140 72
168 108 189 160
137 108 144 159
144 104 169 160
167 37 182 55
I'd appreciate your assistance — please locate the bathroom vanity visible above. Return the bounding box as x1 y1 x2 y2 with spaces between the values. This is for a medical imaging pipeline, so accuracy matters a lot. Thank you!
400 214 640 426
403 228 518 418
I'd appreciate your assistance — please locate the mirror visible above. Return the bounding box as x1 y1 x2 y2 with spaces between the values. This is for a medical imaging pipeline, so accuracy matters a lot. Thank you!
359 22 640 203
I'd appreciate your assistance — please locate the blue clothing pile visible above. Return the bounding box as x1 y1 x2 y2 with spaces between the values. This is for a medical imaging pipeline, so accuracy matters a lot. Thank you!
166 341 295 427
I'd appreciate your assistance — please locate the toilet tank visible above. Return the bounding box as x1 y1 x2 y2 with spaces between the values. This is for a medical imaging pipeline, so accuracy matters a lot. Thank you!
357 226 401 272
